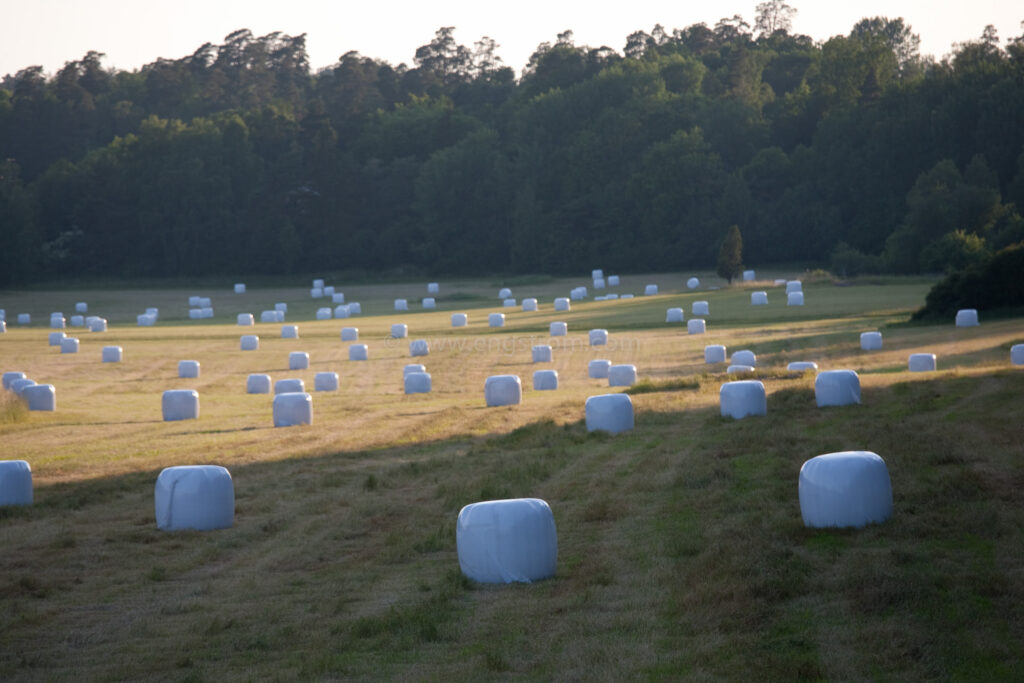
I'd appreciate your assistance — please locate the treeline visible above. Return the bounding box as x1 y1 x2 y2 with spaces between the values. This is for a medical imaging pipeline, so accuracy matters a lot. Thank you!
2 12 1024 284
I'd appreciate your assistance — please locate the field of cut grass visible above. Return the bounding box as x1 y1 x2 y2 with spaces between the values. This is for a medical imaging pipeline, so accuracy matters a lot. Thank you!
2 271 1023 680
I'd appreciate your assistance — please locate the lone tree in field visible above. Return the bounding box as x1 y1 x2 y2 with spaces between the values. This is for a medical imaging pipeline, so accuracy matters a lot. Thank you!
717 225 744 283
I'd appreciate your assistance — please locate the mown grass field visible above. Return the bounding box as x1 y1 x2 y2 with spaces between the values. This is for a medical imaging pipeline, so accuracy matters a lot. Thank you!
1 271 1023 680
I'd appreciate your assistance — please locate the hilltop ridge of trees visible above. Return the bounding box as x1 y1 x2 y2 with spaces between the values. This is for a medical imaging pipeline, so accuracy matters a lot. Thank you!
2 6 1024 284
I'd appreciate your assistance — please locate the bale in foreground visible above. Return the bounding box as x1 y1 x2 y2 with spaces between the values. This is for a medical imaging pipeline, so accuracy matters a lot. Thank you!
0 460 33 506
485 375 522 406
720 380 766 419
162 390 199 421
273 392 313 427
456 498 557 583
815 370 861 407
154 465 234 531
585 393 634 433
799 451 892 528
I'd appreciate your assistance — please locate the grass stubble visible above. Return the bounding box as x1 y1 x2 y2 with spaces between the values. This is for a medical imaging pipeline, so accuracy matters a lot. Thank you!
0 273 1022 680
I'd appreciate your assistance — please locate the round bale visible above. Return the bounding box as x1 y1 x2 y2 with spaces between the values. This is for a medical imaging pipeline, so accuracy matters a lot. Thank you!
815 369 861 407
955 309 979 327
666 308 684 323
274 378 304 394
688 319 706 335
410 339 429 357
608 364 637 387
554 298 570 311
246 374 271 394
404 372 432 394
234 283 245 294
162 389 199 421
155 465 234 531
522 298 538 312
498 288 512 299
240 335 259 351
24 384 55 411
451 313 468 327
10 379 36 395
731 350 756 367
349 344 368 361
588 359 612 379
692 301 709 316
786 280 802 293
273 392 313 427
316 307 332 320
532 345 552 363
289 352 309 370
586 393 634 433
489 313 505 328
391 323 408 339
799 451 892 529
177 360 200 378
751 291 768 305
394 299 408 311
719 380 767 419
1012 344 1024 366
404 364 426 376
787 361 818 372
550 321 567 336
428 282 439 294
49 331 66 346
102 346 123 363
608 275 620 286
589 329 608 346
60 338 79 354
422 298 436 309
456 498 557 584
533 370 558 391
3 372 26 389
282 325 299 339
687 277 700 289
314 372 339 392
237 313 254 326
743 270 755 281
860 332 882 351
340 327 358 341
484 375 522 407
787 292 804 306
0 460 33 506
644 284 658 295
705 345 727 364
908 353 936 372
75 302 88 313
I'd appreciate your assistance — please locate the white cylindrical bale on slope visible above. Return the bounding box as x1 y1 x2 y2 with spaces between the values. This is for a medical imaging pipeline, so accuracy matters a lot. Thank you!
860 332 882 351
422 297 436 309
49 331 66 346
787 292 804 306
503 298 516 308
323 286 335 297
586 393 634 433
282 325 299 339
532 345 552 363
533 370 558 391
340 327 358 341
799 451 892 529
315 372 339 392
705 345 727 364
815 370 861 407
484 375 522 406
687 277 700 289
189 309 203 320
727 365 755 374
955 309 979 327
332 293 345 304
554 297 570 311
692 301 709 316
550 321 567 336
24 384 55 411
522 298 538 312
404 372 432 394
498 288 512 299
410 339 429 357
428 282 439 294
316 307 332 320
0 460 33 505
751 291 768 305
275 311 285 322
743 270 755 282
199 297 212 308
275 302 288 313
608 364 637 387
246 374 271 394
592 269 604 280
237 313 254 326
162 390 199 421
457 498 557 584
75 302 88 313
688 319 706 335
137 314 156 326
346 343 367 361
788 361 818 372
608 275 620 286
588 359 612 379
260 310 277 323
234 283 245 294
644 284 658 295
200 307 214 319
786 280 802 294
391 323 408 338
178 360 199 378
146 308 158 317
274 378 304 394
155 465 233 531
489 313 505 328
0 320 5 333
189 296 202 307
451 313 468 327
589 329 608 346
70 315 84 326
10 379 36 395
313 278 325 289
17 313 30 324
2 372 26 389
606 294 619 300
102 346 123 363
334 305 350 319
289 351 309 370
731 350 756 367
240 335 259 351
1012 344 1024 366
594 278 606 289
908 353 936 372
311 287 323 299
60 337 79 354
404 364 426 376
666 308 684 323
570 288 586 301
273 392 313 427
720 380 767 419
351 302 365 315
50 315 65 329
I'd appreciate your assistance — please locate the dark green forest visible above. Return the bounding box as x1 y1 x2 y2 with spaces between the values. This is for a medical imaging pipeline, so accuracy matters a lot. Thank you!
2 5 1024 284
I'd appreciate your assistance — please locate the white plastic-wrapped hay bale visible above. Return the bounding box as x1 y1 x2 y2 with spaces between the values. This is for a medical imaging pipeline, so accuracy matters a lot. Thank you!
484 375 522 406
594 277 606 289
334 305 350 318
162 390 199 421
554 297 570 311
274 378 304 394
1012 344 1024 366
233 283 246 295
570 287 587 300
0 320 6 333
332 293 346 304
155 465 233 531
404 372 432 394
955 309 979 327
315 307 332 320
85 315 100 327
17 313 30 325
533 370 558 391
340 327 358 341
289 351 309 370
60 337 79 354
608 364 637 387
75 302 88 313
422 297 436 309
532 345 552 363
137 313 156 326
237 313 254 326
50 315 65 329
743 270 755 282
750 290 768 305
799 451 892 529
786 280 802 294
787 291 804 306
189 296 202 307
260 310 277 323
731 350 756 367
606 293 619 300
705 345 727 364
666 307 684 323
503 298 516 308
49 331 66 346
688 319 706 335
102 346 123 363
323 286 335 297
282 325 299 339
10 378 36 395
240 335 259 351
2 372 26 390
349 344 368 361
550 321 567 336
391 323 408 339
720 380 767 419
189 308 203 319
586 393 634 433
246 374 271 394
275 302 288 313
692 301 709 316
451 313 468 327
314 372 339 392
313 278 325 289
404 364 426 376
860 332 882 351
489 313 505 328
457 498 557 584
199 297 212 308
24 384 55 411
522 298 538 312
71 315 85 326
588 359 612 379
311 287 324 299
410 339 429 357
594 296 607 301
394 299 408 312
0 309 4 321
644 284 658 295
146 308 159 318
273 392 313 427
178 360 200 378
788 361 818 372
687 277 700 289
498 287 512 299
0 460 33 506
608 275 620 286
201 307 214 319
589 329 608 346
908 353 936 372
727 365 755 374
592 269 604 280
815 370 861 407
428 282 439 294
